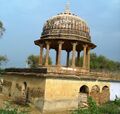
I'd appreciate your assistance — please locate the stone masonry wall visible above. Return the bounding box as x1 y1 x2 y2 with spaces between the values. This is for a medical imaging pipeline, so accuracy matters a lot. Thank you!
43 78 110 112
1 74 46 112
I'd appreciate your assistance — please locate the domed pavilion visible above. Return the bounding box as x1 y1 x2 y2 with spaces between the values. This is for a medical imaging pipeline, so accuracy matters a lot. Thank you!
1 3 113 114
34 6 96 73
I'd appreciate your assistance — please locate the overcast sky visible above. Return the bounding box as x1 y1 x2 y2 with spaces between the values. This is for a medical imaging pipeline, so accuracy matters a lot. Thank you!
0 0 120 67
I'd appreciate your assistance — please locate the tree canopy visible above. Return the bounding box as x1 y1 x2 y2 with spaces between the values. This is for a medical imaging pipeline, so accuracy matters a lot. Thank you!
0 21 7 69
70 53 120 72
0 21 5 37
0 56 7 67
26 55 52 68
90 53 120 71
27 53 120 71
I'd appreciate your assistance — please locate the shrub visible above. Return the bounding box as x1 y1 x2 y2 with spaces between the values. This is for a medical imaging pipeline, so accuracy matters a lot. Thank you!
99 102 120 114
0 101 29 114
99 98 120 114
72 97 120 114
114 98 120 106
87 96 100 114
72 96 100 114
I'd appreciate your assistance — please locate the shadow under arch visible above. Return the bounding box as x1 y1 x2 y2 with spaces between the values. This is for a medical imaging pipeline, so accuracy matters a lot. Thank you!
79 85 89 94
78 85 89 108
0 79 3 93
23 81 27 90
102 85 109 91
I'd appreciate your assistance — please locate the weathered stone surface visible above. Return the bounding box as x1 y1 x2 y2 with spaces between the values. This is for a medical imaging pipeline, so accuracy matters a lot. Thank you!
0 70 112 113
1 74 46 111
43 78 110 112
43 99 78 113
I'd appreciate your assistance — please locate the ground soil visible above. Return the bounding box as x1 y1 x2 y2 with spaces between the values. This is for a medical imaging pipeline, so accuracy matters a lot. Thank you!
0 94 71 114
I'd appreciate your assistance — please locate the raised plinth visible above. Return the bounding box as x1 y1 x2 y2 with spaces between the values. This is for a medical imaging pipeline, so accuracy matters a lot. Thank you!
5 66 89 75
46 66 89 74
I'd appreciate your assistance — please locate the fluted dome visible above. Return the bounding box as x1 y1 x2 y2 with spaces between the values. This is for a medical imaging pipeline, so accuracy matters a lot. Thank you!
34 6 96 72
41 11 91 42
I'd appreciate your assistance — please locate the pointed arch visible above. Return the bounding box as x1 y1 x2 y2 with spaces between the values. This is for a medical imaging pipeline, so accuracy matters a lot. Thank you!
102 86 109 91
91 85 100 93
79 85 89 94
100 85 110 104
90 85 100 104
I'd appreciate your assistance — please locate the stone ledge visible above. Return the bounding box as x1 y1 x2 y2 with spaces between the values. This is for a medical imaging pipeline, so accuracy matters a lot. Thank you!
2 67 120 82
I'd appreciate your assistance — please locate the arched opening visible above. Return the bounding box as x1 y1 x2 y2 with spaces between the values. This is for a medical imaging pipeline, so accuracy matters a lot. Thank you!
21 81 27 97
0 79 3 93
102 86 109 91
21 82 27 97
15 82 29 105
90 85 100 104
100 86 110 104
21 82 29 104
91 85 100 93
23 82 27 90
80 85 89 93
78 85 89 108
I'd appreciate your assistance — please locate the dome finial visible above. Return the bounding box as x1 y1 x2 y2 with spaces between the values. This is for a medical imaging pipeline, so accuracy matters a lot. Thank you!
65 0 70 13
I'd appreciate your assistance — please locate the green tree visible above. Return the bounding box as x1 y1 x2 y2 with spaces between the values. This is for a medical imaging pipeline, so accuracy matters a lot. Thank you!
0 56 7 67
0 56 7 75
42 55 52 65
90 53 120 71
69 53 120 71
0 21 7 70
26 55 52 68
27 55 39 68
0 21 5 37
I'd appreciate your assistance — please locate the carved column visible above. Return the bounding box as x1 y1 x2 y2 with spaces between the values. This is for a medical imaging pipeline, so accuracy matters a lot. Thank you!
71 43 77 68
39 44 43 66
83 45 87 68
87 47 90 69
45 41 50 66
57 41 64 66
86 49 88 68
77 51 80 66
66 51 70 67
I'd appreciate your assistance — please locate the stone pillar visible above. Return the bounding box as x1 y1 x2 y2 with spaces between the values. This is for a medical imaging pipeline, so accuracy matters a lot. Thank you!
45 41 50 66
56 50 58 65
83 45 87 68
86 49 88 68
87 47 90 69
66 51 70 67
77 51 80 66
39 44 43 66
71 43 77 68
57 41 64 66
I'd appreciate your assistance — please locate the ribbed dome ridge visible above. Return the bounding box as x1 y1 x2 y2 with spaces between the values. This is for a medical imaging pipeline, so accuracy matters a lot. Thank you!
41 11 91 42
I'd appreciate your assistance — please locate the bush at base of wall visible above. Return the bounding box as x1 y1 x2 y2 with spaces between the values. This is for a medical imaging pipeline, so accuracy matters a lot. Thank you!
72 97 120 114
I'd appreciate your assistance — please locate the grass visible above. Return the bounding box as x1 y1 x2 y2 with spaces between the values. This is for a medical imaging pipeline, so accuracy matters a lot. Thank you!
0 101 29 114
72 97 120 114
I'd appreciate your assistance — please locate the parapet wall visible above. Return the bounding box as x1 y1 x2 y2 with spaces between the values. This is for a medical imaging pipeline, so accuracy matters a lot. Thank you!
0 67 119 113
